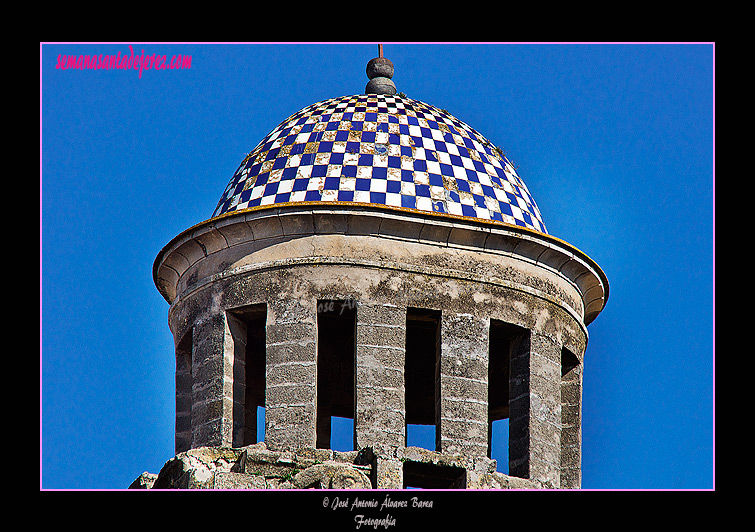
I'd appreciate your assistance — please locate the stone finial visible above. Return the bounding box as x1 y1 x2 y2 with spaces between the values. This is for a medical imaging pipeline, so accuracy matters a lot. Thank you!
365 44 396 95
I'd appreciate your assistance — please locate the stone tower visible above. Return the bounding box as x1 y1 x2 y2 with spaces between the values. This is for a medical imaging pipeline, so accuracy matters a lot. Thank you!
145 47 608 490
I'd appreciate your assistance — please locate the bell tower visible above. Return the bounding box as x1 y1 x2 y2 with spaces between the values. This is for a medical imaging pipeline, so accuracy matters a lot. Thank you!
146 46 608 490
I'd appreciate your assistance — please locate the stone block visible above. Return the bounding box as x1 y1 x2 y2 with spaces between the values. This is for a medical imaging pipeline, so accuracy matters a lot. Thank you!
213 471 267 489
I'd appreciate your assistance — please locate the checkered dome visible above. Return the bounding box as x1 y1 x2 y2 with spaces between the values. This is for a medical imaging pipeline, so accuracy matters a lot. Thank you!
212 94 547 234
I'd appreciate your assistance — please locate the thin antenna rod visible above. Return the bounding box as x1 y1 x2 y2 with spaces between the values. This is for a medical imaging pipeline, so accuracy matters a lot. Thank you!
378 44 383 58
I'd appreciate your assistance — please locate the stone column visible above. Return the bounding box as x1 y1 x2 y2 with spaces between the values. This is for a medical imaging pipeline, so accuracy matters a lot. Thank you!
264 297 318 451
509 330 562 487
191 313 232 449
560 353 583 488
355 302 406 450
174 331 193 454
439 313 489 458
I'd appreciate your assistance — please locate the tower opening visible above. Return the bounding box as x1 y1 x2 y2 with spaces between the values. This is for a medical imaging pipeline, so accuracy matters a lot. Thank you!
226 304 267 448
316 299 357 450
488 319 527 473
405 308 441 451
402 460 466 489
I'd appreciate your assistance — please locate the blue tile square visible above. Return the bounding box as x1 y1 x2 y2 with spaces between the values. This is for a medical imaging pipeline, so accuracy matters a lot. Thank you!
337 190 354 201
311 165 328 178
370 191 386 203
342 165 357 178
323 176 340 190
401 195 416 208
346 141 360 154
282 167 298 180
428 173 443 187
415 184 430 197
304 190 321 201
440 163 454 177
292 178 309 192
461 204 476 217
466 169 480 183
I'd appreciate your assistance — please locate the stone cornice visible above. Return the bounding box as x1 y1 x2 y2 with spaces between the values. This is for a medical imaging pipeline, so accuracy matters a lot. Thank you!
154 203 608 326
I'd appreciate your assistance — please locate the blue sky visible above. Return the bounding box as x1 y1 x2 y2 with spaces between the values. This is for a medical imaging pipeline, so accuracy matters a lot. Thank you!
40 43 714 490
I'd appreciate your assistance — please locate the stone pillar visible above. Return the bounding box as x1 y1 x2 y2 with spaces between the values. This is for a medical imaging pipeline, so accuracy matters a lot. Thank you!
509 330 562 487
374 455 404 489
355 302 406 449
560 352 583 488
175 331 193 454
264 297 318 451
191 313 232 449
439 313 489 458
